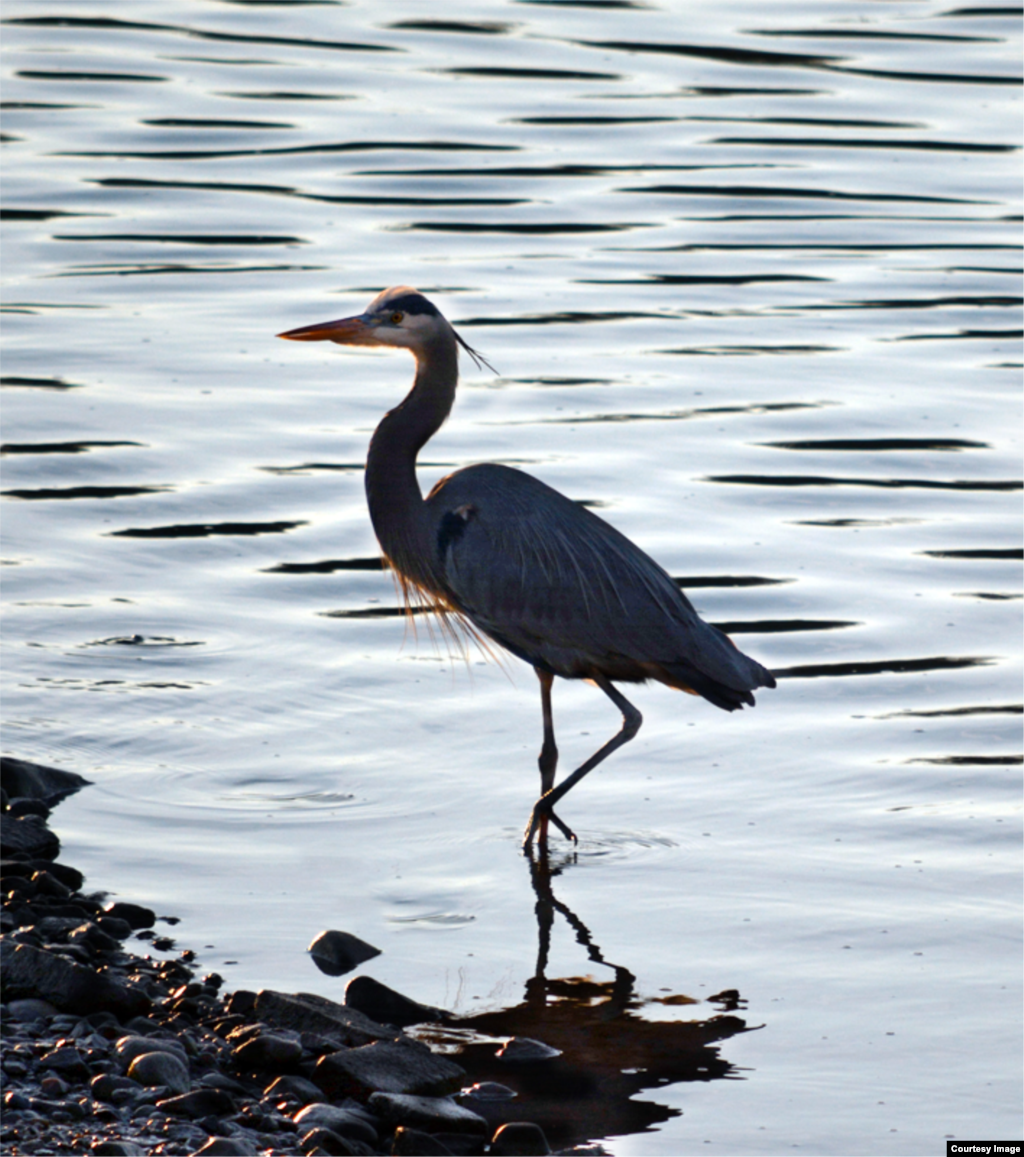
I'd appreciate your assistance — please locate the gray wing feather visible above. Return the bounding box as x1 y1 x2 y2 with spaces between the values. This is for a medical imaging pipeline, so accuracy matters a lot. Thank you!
425 464 770 694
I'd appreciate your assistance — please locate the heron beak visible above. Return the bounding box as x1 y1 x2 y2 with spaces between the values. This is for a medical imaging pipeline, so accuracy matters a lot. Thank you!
277 315 378 345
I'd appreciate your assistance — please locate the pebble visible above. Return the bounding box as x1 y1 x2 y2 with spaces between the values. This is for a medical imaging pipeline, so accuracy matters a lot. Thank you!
127 1048 191 1094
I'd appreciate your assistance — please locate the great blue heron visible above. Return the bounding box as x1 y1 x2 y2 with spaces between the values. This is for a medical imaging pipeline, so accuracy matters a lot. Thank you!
279 286 776 847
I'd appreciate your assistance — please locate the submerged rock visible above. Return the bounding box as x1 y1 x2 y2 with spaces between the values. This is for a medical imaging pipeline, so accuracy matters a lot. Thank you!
0 756 91 805
308 929 382 976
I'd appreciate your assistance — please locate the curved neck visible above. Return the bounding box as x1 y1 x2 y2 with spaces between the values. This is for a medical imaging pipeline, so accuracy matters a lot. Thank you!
365 334 458 595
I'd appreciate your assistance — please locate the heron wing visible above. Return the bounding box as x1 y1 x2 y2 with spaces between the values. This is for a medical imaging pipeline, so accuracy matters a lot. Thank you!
425 464 773 705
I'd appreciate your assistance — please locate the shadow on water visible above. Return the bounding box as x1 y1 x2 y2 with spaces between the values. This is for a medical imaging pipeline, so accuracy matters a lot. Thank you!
425 850 755 1150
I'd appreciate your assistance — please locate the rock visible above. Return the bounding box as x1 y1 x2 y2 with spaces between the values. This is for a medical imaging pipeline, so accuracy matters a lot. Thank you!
264 1073 324 1104
293 1102 379 1145
195 1140 253 1157
39 1044 90 1080
103 901 156 929
490 1122 552 1156
115 1035 187 1071
8 798 50 818
31 869 71 898
369 1093 488 1135
7 997 58 1022
495 1037 562 1062
299 1126 366 1156
127 1049 190 1094
93 1138 148 1157
232 1030 303 1071
67 921 121 953
225 990 257 1016
0 812 59 859
0 756 91 804
92 1142 146 1156
95 915 133 941
156 1087 235 1118
254 989 397 1048
308 930 381 977
429 1136 484 1157
91 1072 141 1102
315 1039 465 1101
344 975 446 1028
460 1081 517 1102
392 1127 454 1155
0 940 150 1018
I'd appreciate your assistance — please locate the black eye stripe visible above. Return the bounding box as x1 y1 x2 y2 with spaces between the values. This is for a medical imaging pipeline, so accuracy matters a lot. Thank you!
381 293 439 317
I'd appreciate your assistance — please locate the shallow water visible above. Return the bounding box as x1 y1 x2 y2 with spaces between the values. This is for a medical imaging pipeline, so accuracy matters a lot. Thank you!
2 1 1021 1152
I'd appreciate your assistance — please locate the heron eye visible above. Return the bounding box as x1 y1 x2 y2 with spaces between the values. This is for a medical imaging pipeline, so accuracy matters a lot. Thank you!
390 311 404 324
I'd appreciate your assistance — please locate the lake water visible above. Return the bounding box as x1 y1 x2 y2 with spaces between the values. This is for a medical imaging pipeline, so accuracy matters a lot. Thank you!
2 1 1021 1153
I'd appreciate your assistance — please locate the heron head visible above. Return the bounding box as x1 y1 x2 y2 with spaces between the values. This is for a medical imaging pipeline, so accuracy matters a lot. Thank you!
277 286 494 370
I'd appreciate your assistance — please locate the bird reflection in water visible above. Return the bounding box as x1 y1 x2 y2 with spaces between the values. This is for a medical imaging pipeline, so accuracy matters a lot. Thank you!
424 849 757 1151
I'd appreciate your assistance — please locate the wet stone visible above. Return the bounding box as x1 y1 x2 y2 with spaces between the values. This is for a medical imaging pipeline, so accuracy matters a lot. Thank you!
195 1139 254 1156
104 902 156 930
293 1102 379 1145
156 1087 235 1118
255 989 397 1048
115 1035 187 1070
265 1072 324 1104
308 930 381 977
495 1037 562 1063
368 1092 489 1135
7 997 58 1022
344 975 446 1029
391 1126 455 1155
91 1143 147 1156
490 1121 552 1156
299 1126 368 1156
232 1030 304 1071
39 1043 90 1079
127 1049 190 1094
315 1039 465 1100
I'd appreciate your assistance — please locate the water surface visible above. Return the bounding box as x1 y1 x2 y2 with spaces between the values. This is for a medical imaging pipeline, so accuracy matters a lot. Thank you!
2 2 1021 1153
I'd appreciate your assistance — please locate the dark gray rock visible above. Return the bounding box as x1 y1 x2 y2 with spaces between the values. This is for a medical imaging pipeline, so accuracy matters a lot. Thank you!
314 1039 465 1100
392 1126 454 1155
297 1126 361 1155
127 1049 190 1094
308 930 381 977
344 975 446 1028
91 1072 141 1101
195 1140 253 1157
38 1044 90 1080
91 1142 147 1156
67 921 121 954
104 901 156 930
115 1035 187 1071
293 1102 379 1145
0 939 150 1018
368 1092 488 1135
490 1122 552 1156
156 1087 235 1118
495 1037 561 1063
0 756 91 805
232 1030 304 1071
264 1073 324 1104
7 997 58 1021
254 989 398 1048
0 812 59 859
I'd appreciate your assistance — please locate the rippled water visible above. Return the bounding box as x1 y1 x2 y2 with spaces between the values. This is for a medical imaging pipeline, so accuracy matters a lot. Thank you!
2 2 1021 1153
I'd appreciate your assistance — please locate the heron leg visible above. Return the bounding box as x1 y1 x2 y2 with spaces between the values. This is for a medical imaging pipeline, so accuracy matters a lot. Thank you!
535 668 565 846
522 673 643 849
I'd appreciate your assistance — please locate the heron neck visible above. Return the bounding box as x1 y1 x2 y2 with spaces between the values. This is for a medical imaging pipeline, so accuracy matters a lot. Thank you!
365 335 458 595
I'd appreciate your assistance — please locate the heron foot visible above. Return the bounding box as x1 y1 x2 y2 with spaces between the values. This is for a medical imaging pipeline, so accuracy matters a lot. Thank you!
522 795 577 849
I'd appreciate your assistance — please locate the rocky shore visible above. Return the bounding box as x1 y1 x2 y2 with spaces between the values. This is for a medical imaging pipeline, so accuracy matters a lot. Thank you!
0 758 596 1157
